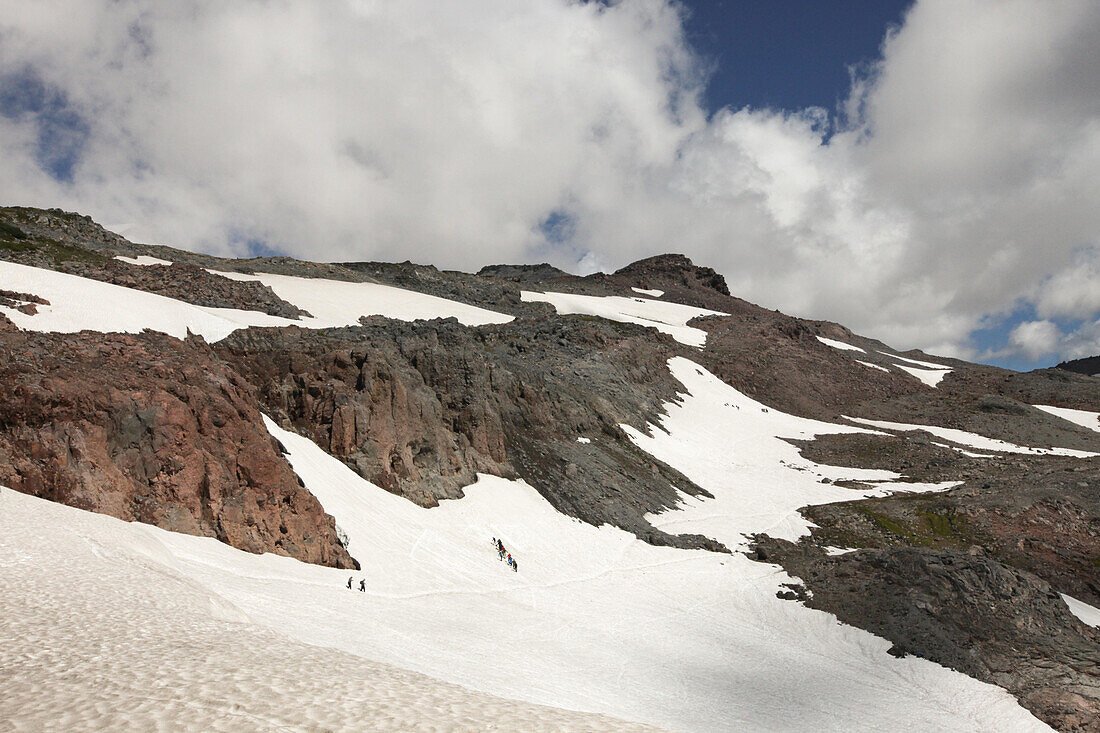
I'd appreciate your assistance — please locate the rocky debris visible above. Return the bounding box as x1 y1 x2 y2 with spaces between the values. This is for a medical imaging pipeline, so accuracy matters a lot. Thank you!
217 316 725 551
752 539 1100 731
0 328 356 569
1059 356 1100 378
794 459 1100 606
0 289 48 314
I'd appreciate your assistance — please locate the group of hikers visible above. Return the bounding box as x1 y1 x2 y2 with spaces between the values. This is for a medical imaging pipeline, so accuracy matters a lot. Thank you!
493 537 518 572
345 537 519 591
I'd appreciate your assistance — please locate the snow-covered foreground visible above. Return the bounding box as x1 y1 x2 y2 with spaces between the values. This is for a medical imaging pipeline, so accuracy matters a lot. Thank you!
520 290 726 347
2 436 1045 732
211 269 513 327
0 355 1052 731
847 416 1100 459
0 488 657 733
0 261 511 342
622 358 959 547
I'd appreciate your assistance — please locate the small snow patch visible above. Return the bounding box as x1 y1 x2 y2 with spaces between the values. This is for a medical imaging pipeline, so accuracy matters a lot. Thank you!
576 437 591 444
1062 594 1100 628
847 416 1099 458
816 336 865 353
114 255 172 266
1033 405 1100 434
631 287 664 298
894 364 951 388
855 360 890 373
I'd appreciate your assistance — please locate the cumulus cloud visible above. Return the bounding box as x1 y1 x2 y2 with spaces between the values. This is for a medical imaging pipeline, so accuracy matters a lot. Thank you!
0 0 1098 365
1008 319 1062 360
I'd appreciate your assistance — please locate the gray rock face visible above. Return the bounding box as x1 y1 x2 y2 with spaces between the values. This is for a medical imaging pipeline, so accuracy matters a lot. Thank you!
217 316 724 551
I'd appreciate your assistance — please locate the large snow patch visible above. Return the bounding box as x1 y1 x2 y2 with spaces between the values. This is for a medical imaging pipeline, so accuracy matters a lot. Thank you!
211 269 513 327
622 357 957 547
520 290 725 347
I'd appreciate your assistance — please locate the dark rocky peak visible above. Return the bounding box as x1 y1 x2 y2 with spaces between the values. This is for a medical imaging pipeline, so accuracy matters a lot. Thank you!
477 263 572 283
612 254 730 297
1057 355 1100 378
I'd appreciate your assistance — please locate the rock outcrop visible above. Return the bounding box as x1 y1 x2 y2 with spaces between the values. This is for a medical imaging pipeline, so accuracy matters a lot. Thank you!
218 316 724 551
0 325 356 569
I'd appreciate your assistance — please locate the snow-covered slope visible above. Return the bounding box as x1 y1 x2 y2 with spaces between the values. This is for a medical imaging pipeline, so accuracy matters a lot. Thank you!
0 487 655 732
1034 405 1100 434
0 260 292 341
520 290 725 347
847 416 1099 458
211 269 513 327
0 261 511 342
244 399 1046 732
621 358 956 547
1061 594 1100 628
0 370 1054 732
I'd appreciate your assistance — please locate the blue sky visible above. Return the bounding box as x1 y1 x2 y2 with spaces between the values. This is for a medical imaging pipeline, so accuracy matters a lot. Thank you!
681 0 912 114
676 0 1063 371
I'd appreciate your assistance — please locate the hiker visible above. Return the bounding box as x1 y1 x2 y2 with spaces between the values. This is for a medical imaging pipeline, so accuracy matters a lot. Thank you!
359 579 366 592
347 576 354 589
512 558 518 573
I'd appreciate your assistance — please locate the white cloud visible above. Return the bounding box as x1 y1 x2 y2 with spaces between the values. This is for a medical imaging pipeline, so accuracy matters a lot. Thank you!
1009 319 1062 359
0 0 1097 364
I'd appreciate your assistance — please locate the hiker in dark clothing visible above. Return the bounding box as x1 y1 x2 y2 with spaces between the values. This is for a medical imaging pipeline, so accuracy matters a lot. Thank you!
512 559 518 572
359 579 366 592
347 576 354 589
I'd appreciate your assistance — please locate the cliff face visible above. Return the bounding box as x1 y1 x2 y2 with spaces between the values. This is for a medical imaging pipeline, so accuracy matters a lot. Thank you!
0 321 356 569
217 316 723 551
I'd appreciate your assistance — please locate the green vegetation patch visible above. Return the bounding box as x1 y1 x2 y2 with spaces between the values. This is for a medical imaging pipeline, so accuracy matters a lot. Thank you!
0 221 28 240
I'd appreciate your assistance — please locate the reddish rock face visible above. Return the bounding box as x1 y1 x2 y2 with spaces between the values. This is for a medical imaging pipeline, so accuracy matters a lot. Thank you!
0 325 356 569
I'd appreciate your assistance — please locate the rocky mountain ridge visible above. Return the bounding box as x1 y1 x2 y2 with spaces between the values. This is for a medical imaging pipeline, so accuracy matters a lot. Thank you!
1 205 1098 729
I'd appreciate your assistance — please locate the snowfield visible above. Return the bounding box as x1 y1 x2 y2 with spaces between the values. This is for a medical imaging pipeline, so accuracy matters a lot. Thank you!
0 260 293 341
0 261 511 342
622 358 957 547
846 416 1100 458
520 290 726 347
1034 405 1100 434
0 360 1053 730
0 487 657 733
210 269 513 327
